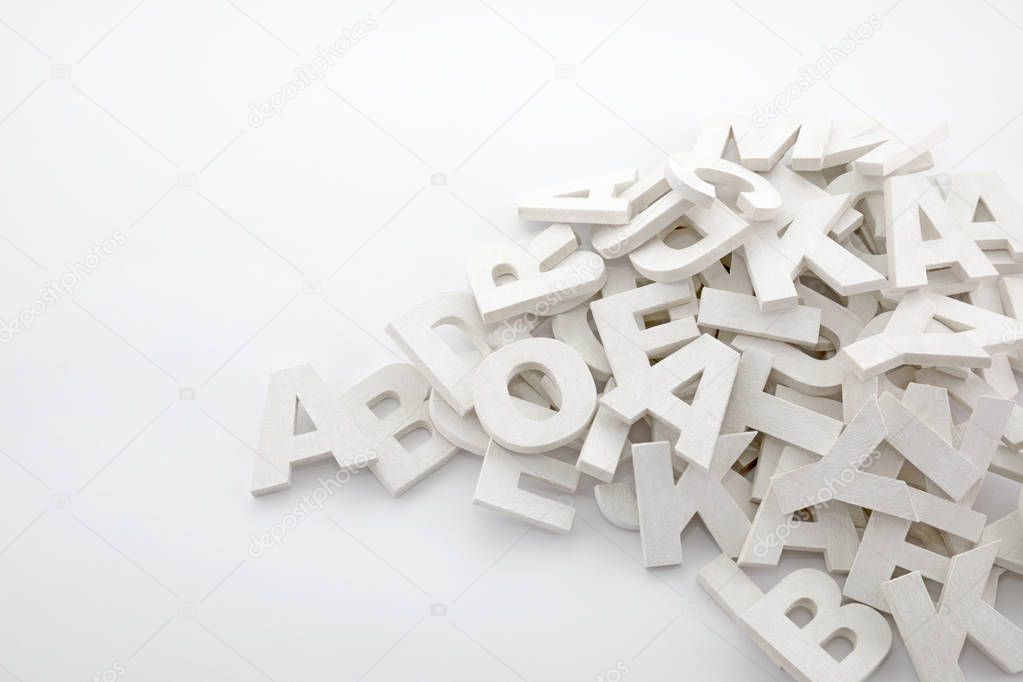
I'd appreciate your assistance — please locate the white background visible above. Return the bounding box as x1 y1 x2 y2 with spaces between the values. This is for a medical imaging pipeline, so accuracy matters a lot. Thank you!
1 0 1022 680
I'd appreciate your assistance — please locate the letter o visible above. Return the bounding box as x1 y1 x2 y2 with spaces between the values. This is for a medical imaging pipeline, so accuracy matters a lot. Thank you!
472 338 596 453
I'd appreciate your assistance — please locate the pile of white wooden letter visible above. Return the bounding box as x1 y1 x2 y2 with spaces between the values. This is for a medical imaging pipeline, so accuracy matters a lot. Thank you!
251 117 1023 682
